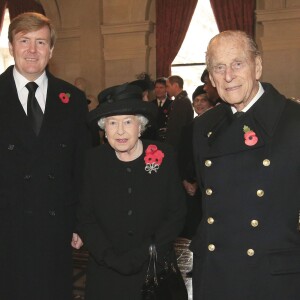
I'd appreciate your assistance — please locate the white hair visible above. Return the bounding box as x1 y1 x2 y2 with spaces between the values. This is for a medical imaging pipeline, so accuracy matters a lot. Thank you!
98 114 149 133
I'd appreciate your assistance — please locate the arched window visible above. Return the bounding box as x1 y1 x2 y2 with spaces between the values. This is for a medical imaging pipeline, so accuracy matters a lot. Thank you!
171 0 218 99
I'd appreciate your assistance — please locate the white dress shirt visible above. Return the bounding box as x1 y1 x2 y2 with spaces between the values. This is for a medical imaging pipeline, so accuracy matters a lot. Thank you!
13 67 48 115
231 82 264 114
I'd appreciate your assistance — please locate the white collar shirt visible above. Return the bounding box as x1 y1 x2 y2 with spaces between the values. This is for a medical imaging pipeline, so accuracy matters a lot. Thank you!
13 67 48 114
231 82 264 114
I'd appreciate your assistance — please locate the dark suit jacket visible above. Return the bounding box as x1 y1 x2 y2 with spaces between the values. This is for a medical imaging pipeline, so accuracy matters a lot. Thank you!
165 90 194 150
191 82 300 300
77 140 186 300
0 66 89 300
152 97 172 129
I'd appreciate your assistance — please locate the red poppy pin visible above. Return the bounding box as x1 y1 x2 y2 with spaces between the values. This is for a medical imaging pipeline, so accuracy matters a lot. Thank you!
59 92 71 104
243 125 258 146
144 144 165 174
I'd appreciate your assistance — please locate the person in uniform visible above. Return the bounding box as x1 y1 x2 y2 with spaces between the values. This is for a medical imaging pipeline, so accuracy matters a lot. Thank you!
191 30 300 300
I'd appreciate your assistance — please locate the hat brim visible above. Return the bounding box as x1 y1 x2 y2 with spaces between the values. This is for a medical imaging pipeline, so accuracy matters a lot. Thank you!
88 99 158 124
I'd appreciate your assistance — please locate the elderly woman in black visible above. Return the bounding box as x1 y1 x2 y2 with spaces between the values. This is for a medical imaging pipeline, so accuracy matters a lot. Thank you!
77 83 187 300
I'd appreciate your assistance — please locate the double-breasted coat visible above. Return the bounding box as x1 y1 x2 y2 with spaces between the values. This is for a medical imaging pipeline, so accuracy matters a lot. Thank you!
191 83 300 300
77 140 186 300
0 66 89 300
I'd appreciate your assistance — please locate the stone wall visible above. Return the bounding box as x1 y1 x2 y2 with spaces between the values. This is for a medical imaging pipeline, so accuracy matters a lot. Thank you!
256 0 300 98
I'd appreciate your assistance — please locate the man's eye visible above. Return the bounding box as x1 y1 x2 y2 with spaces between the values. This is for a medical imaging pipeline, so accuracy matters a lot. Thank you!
233 62 243 69
214 65 225 73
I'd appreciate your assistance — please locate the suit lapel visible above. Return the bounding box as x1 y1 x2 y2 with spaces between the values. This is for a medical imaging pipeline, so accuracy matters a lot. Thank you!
37 73 72 141
207 111 265 157
1 67 38 148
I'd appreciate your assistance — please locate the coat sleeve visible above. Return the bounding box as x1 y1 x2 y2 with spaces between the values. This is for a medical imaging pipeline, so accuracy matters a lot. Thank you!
165 98 194 150
153 147 187 256
76 153 113 262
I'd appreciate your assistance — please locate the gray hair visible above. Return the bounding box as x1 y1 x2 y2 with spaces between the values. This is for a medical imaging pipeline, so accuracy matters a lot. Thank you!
98 114 149 133
206 30 261 71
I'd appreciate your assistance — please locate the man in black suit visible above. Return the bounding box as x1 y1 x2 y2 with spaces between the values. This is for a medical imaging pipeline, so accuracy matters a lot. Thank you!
192 30 300 300
151 77 172 141
0 12 89 300
165 75 194 150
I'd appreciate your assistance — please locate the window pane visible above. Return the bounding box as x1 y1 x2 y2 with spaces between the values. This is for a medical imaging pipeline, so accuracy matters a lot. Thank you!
172 0 219 65
0 9 14 73
171 0 219 101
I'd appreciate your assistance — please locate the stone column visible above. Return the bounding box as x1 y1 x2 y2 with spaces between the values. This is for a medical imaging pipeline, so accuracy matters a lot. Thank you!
256 0 300 98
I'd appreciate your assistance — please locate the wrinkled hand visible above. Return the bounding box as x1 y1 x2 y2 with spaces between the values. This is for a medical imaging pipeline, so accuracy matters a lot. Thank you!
71 233 84 249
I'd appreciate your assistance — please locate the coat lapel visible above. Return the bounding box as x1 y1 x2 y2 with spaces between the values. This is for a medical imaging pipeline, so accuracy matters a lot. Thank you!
0 67 38 148
37 72 72 141
204 83 286 158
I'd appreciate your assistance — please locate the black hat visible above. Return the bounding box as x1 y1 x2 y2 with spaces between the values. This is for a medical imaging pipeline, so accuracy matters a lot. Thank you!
129 79 154 91
192 85 205 101
88 83 158 123
201 69 209 83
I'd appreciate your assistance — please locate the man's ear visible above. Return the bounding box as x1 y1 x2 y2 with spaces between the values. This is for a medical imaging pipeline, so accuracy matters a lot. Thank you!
9 42 13 56
255 56 263 80
49 47 54 59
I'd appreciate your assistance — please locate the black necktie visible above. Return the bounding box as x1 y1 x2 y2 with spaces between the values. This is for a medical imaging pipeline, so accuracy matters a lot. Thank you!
234 111 244 119
26 82 43 135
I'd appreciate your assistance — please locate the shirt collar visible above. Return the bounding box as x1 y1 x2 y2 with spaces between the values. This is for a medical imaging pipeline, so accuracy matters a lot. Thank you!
13 67 47 92
231 82 264 114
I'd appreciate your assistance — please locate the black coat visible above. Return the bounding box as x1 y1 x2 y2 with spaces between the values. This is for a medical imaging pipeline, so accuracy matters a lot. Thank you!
191 83 300 300
77 140 186 300
178 119 202 239
165 91 194 150
152 97 172 129
0 66 89 300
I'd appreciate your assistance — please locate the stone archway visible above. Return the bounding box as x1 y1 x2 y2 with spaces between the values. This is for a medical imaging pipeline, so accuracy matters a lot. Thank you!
39 0 61 28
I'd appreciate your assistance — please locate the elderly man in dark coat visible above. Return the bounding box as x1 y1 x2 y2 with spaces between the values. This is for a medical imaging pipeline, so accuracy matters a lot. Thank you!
191 30 300 300
0 13 89 300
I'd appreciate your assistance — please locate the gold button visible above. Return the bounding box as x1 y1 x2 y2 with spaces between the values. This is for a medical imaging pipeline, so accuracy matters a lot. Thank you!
207 217 214 224
207 131 212 137
206 188 213 196
247 249 255 256
208 244 215 251
263 159 270 166
251 220 259 227
205 160 212 167
257 189 264 197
